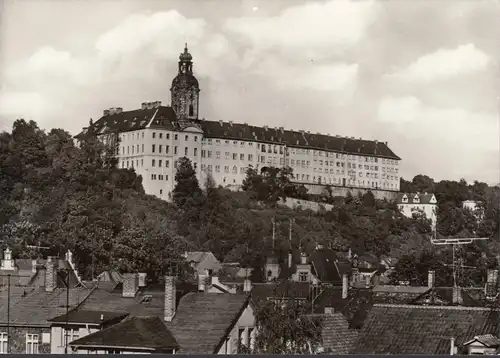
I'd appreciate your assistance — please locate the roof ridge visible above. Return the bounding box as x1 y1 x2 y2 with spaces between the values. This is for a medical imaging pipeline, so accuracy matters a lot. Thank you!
374 303 499 311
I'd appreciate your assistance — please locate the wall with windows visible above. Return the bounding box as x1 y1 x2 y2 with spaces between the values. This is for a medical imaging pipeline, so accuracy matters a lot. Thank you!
50 326 99 354
0 326 51 354
216 303 256 354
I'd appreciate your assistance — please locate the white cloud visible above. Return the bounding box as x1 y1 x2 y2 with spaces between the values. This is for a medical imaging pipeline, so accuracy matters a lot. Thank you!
225 0 379 62
391 44 490 83
378 96 499 181
0 91 56 120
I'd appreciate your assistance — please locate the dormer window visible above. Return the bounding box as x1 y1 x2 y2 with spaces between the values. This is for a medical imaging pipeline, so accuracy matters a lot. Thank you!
413 195 420 203
402 195 408 203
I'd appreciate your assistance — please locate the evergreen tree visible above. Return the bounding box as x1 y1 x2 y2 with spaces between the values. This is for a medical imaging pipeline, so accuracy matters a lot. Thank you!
172 156 203 210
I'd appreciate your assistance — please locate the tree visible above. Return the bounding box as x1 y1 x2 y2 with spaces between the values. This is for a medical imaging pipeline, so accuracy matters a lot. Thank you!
172 157 203 210
242 299 323 354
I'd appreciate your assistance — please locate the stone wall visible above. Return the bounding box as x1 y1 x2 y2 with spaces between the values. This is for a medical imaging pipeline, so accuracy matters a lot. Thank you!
0 325 50 354
280 197 334 212
301 183 398 201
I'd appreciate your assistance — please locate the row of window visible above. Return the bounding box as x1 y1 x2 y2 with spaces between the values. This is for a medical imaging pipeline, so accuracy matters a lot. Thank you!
123 131 200 143
122 144 198 157
0 333 39 354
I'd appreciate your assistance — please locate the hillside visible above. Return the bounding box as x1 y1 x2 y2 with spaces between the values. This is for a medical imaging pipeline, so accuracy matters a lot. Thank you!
0 119 498 285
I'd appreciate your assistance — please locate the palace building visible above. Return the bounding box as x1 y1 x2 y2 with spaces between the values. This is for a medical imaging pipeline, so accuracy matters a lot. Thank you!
76 45 402 201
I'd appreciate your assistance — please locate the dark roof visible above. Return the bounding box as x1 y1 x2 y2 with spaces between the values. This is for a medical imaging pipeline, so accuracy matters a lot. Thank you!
352 304 500 354
310 249 351 284
76 106 400 160
48 310 128 325
166 293 249 354
70 316 179 351
319 313 359 354
251 281 311 302
0 286 94 326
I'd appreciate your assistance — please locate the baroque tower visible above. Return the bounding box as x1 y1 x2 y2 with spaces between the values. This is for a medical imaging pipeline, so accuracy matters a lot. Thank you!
170 44 200 120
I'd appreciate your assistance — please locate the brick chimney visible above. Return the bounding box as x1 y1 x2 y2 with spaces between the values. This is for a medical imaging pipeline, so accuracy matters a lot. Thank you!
342 273 349 299
103 109 110 116
45 257 57 292
164 276 176 322
300 252 307 265
32 259 37 274
122 273 138 298
141 102 147 110
428 270 435 288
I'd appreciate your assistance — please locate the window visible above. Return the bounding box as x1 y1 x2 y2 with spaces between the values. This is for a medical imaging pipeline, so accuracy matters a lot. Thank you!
174 146 178 155
240 153 244 160
158 160 162 167
166 160 170 168
248 154 253 161
0 333 7 353
26 334 39 354
185 135 189 141
299 272 308 282
152 159 156 167
233 153 237 160
194 148 198 156
159 145 163 153
159 133 163 139
160 189 163 195
166 145 170 154
238 328 245 346
142 144 144 153
152 132 156 139
152 144 156 153
174 134 178 140
166 133 170 139
184 147 188 156
194 136 198 142
61 328 79 346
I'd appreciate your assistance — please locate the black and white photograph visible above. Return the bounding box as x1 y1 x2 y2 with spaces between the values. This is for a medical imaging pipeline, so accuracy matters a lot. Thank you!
0 0 499 355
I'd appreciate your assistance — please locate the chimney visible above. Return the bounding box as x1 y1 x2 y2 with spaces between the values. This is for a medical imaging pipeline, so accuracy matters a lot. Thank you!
141 102 147 110
198 272 208 292
1 248 14 270
452 286 463 305
155 101 161 108
138 273 147 287
45 257 57 292
428 270 435 288
243 278 252 292
300 252 307 265
164 276 176 322
109 107 116 115
103 109 110 116
342 273 348 299
32 259 37 274
450 337 455 356
288 252 292 269
116 107 123 114
122 273 138 298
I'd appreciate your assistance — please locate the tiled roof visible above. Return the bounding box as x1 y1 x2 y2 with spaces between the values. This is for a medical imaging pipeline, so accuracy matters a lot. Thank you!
76 106 401 160
251 281 311 303
396 192 437 205
352 304 500 354
319 313 359 354
70 316 179 351
166 292 249 354
310 249 351 284
185 251 209 264
48 310 128 325
464 334 500 347
0 286 94 326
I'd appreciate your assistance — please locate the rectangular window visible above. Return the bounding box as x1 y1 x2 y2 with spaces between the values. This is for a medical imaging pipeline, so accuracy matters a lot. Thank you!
152 159 156 167
240 153 244 160
194 136 198 142
152 144 156 153
185 135 188 141
248 154 253 161
184 147 188 156
166 160 170 168
0 333 7 354
208 151 212 158
26 334 39 354
142 144 144 153
158 160 162 167
166 133 170 139
233 153 237 160
159 145 163 153
194 148 198 156
174 134 178 140
174 146 178 155
152 132 156 139
159 133 163 139
166 145 170 154
61 328 79 347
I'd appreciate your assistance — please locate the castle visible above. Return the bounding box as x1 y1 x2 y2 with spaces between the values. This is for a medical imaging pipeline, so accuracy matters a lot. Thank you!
76 45 402 201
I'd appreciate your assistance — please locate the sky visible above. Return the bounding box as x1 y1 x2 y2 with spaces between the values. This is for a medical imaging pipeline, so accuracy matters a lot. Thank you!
0 0 499 184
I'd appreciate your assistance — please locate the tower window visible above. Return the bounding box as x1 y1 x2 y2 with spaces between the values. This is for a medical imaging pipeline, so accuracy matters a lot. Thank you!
189 104 194 117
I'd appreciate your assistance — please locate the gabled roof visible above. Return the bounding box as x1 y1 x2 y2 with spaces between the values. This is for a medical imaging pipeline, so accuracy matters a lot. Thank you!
0 286 94 326
70 316 179 351
352 304 500 354
76 106 400 159
310 249 351 284
319 312 359 354
166 293 250 354
463 334 500 347
396 192 437 205
185 251 211 264
48 310 128 325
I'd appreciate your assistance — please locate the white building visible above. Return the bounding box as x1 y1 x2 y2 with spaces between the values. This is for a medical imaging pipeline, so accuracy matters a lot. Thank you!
76 45 402 201
396 192 438 231
462 200 485 221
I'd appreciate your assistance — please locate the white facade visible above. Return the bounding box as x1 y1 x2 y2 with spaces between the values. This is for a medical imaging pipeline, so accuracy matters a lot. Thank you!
113 127 401 201
216 303 256 354
397 193 437 231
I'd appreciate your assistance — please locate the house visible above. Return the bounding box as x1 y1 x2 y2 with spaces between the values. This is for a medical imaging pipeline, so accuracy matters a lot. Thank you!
463 200 485 222
184 251 222 277
69 316 180 354
0 255 93 354
462 334 500 355
47 310 128 353
351 304 500 354
68 274 256 354
396 192 437 231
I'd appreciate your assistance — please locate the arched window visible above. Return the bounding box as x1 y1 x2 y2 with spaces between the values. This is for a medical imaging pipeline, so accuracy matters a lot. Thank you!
189 104 194 117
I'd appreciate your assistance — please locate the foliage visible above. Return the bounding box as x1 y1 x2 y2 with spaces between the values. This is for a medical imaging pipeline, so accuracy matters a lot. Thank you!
241 299 323 354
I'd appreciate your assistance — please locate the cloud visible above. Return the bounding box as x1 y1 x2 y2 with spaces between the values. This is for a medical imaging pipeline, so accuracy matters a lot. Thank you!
391 44 490 83
224 0 379 62
378 96 499 181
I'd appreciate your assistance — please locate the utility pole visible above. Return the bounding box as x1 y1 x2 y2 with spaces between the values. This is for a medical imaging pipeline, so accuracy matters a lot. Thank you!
0 274 23 354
